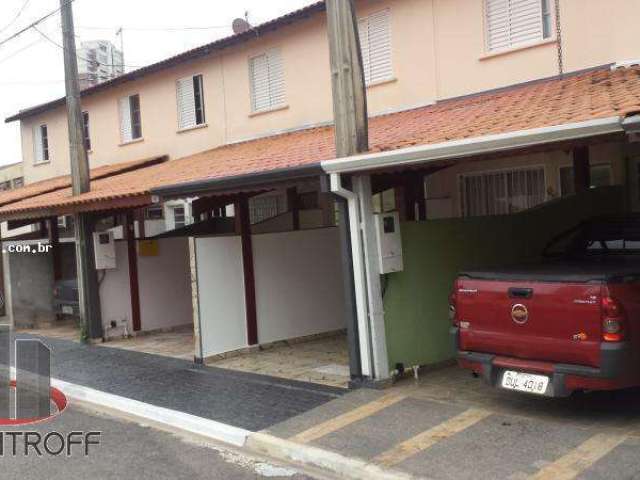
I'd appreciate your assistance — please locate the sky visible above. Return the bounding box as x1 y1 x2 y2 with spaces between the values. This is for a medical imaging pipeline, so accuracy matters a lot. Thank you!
0 0 318 166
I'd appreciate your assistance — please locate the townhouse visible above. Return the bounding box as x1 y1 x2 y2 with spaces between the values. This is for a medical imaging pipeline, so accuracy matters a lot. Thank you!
1 0 640 386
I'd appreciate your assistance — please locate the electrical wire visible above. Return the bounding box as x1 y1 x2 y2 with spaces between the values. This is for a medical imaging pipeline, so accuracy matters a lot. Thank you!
0 0 33 35
33 25 142 69
0 37 43 65
0 0 74 49
77 24 231 32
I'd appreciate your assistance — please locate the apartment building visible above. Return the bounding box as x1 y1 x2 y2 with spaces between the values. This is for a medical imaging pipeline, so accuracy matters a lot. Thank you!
77 40 125 90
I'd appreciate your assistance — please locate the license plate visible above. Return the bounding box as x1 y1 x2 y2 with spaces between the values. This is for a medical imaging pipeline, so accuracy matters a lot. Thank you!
62 305 74 315
501 370 549 395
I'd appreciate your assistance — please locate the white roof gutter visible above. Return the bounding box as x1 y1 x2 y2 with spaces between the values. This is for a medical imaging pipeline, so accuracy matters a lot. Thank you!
321 116 628 174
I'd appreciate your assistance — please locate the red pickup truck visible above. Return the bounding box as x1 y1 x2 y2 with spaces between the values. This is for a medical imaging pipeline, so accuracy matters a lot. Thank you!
450 216 640 397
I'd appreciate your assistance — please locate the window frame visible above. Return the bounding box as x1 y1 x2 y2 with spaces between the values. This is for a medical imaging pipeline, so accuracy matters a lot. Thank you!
248 48 286 113
119 93 142 144
176 74 206 130
34 123 50 164
172 205 186 229
483 0 554 54
82 111 91 151
357 8 394 87
458 165 547 218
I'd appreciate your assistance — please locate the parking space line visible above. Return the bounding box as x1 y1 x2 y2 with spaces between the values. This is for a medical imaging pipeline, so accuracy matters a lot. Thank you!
372 408 492 467
528 432 629 480
289 393 407 444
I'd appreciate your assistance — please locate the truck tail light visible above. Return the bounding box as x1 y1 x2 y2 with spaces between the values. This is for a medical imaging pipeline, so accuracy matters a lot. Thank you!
449 280 459 326
601 294 626 342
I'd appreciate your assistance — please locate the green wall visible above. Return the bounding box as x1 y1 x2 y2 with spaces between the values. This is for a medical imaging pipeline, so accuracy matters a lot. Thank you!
383 187 627 370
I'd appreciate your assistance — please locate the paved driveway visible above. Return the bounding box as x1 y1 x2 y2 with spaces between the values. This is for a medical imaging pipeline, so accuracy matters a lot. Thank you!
266 366 640 479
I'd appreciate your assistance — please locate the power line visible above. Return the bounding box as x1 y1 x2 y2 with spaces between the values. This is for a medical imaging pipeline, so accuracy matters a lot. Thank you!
77 24 231 32
0 0 33 35
0 37 43 65
0 0 74 49
33 25 142 69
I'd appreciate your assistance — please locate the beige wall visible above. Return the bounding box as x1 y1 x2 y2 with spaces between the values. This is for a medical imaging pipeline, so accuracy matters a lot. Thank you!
0 162 23 185
18 0 640 185
425 141 626 219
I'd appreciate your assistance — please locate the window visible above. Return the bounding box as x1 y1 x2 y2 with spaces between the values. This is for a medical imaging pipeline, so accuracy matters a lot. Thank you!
176 74 206 129
0 181 10 191
34 124 49 164
358 9 393 86
82 111 91 151
172 206 186 229
118 94 142 143
559 164 612 197
249 193 285 224
249 49 285 112
485 0 552 52
460 167 546 217
12 177 23 189
145 205 164 220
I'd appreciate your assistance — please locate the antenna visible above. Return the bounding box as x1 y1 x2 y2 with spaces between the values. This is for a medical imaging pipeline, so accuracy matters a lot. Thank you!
232 17 251 35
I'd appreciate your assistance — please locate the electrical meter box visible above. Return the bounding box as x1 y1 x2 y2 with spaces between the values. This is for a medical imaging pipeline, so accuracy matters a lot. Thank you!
373 211 403 274
93 231 116 270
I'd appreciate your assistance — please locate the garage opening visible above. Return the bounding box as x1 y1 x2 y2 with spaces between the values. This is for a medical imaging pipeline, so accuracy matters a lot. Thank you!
190 181 351 388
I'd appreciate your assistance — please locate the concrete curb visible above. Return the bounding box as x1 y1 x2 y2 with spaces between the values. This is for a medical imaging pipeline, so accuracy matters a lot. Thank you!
51 378 251 447
246 432 425 480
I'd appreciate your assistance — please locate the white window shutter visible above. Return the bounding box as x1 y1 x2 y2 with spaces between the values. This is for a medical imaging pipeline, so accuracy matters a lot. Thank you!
250 54 271 111
266 49 286 108
119 96 132 143
486 0 544 51
33 126 43 163
176 76 196 129
249 49 286 112
358 9 393 86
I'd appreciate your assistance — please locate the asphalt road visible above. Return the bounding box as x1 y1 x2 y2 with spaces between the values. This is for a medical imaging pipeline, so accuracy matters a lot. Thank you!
0 403 319 480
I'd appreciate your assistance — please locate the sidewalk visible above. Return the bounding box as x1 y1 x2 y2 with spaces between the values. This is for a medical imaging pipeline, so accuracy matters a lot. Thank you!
22 333 344 432
253 368 640 480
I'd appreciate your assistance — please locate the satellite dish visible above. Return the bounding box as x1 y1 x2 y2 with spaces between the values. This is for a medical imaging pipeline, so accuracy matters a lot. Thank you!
232 18 251 34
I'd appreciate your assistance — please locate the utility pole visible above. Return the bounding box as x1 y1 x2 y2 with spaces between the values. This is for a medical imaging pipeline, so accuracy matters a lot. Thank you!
326 0 391 384
326 0 368 157
60 0 103 341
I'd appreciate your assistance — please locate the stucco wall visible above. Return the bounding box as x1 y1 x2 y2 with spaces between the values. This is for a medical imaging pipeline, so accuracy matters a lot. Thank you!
252 227 346 344
7 249 54 327
99 238 192 334
425 142 625 219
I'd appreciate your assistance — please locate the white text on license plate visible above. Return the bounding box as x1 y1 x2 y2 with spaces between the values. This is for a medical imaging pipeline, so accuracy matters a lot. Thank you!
501 370 549 395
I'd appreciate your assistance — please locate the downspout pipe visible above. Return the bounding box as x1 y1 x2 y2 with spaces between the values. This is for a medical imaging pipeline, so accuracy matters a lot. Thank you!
330 173 373 378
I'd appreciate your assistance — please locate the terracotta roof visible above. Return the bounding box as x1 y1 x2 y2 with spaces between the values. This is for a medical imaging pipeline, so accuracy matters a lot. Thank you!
2 65 640 219
0 156 167 208
5 2 326 123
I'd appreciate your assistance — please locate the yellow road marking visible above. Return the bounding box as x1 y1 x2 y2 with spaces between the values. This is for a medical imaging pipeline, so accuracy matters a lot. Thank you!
373 408 492 467
290 393 407 444
529 432 629 480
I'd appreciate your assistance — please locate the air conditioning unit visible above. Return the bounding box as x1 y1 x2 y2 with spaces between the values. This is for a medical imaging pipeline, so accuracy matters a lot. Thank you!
93 231 116 270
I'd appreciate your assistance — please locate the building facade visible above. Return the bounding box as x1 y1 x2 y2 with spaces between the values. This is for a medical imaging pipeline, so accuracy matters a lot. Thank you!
77 40 124 90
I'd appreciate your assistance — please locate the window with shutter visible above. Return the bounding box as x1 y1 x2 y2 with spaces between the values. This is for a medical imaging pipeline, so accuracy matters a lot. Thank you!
358 9 393 86
485 0 552 52
177 74 205 129
119 94 142 143
82 111 91 151
460 167 546 217
33 124 49 164
249 49 286 113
